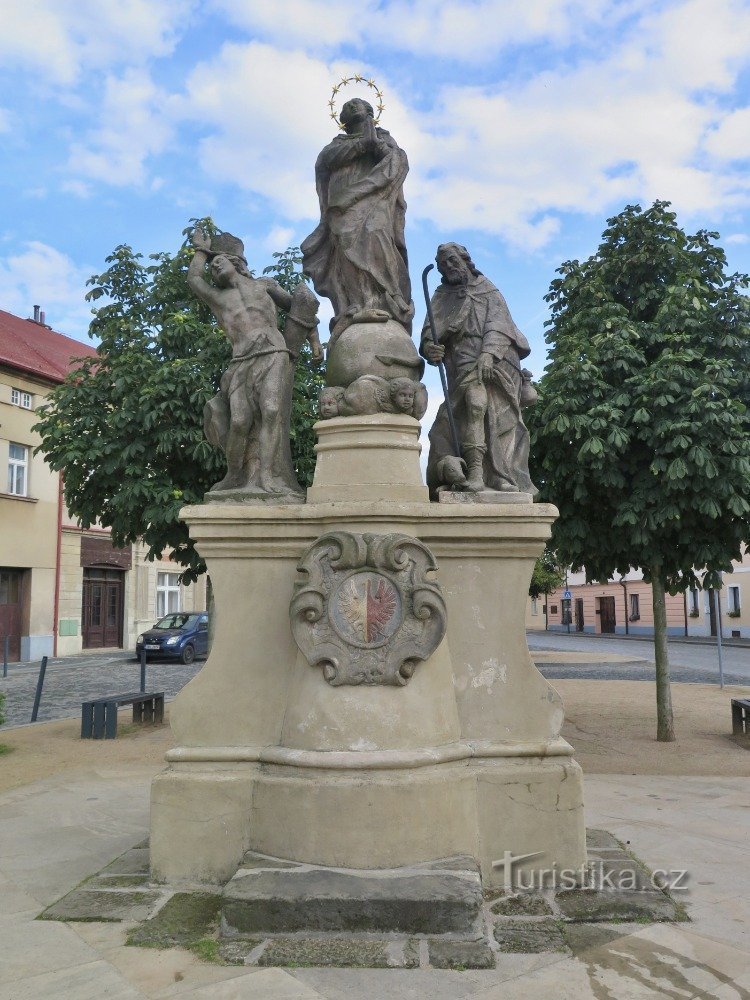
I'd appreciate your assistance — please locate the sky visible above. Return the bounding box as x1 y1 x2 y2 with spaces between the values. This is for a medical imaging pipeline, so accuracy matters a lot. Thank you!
3 0 750 421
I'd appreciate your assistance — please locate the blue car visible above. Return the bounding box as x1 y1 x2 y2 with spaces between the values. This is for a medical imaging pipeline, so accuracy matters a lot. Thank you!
135 612 209 665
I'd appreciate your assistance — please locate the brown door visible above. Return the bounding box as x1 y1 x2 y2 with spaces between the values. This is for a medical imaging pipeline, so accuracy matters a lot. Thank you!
575 598 585 632
82 569 124 648
0 569 23 661
599 596 616 634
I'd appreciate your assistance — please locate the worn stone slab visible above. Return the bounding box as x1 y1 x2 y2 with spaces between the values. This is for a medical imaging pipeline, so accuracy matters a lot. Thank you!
490 892 554 916
41 889 160 923
257 936 420 969
555 886 677 922
586 829 623 850
101 848 150 876
222 855 482 936
126 892 222 948
428 937 495 969
493 918 568 954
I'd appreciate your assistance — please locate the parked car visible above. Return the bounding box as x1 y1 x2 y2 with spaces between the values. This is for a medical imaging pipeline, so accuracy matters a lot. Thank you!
135 612 209 665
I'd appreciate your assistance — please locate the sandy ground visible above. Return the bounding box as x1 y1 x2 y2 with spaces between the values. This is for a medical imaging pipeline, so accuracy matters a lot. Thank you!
1 678 749 793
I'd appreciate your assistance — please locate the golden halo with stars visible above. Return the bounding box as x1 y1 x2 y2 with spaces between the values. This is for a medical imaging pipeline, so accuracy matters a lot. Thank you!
328 74 385 130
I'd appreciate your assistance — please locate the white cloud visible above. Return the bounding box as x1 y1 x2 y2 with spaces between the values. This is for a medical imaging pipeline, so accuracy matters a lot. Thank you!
0 0 193 84
704 107 750 162
179 43 340 219
263 225 295 252
67 70 174 187
174 1 750 251
725 233 750 244
0 242 93 340
213 0 635 60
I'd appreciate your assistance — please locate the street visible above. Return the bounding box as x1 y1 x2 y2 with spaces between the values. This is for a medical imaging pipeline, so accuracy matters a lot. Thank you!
529 630 750 685
0 651 203 729
2 632 748 730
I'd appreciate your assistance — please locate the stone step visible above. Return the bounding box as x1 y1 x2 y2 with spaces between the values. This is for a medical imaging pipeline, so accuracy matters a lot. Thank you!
221 852 483 936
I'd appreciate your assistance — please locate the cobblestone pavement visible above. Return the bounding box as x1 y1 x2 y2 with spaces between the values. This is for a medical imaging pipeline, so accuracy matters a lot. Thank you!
529 631 750 685
0 650 203 729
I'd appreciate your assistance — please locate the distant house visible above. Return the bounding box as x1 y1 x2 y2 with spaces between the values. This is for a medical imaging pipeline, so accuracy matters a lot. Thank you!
538 558 750 640
0 307 205 661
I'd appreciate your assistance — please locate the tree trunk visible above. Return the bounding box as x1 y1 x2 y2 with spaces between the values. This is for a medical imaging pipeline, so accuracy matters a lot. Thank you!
651 566 676 742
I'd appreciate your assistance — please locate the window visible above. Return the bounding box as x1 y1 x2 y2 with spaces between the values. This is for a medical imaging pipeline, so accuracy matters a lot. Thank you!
531 597 538 616
561 598 572 625
728 586 741 615
629 593 640 620
10 388 33 409
7 443 28 496
156 572 181 618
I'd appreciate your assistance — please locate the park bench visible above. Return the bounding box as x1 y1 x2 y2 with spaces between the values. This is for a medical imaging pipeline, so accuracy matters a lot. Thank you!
81 691 164 740
731 698 750 737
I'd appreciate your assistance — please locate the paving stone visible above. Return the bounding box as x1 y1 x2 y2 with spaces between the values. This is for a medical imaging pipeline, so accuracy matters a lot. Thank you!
427 937 495 969
127 892 223 948
222 859 482 935
0 650 202 728
490 893 553 917
41 889 160 923
257 935 419 968
493 918 567 953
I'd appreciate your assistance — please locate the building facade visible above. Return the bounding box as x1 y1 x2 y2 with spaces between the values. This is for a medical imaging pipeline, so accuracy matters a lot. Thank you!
1 308 205 661
544 569 687 637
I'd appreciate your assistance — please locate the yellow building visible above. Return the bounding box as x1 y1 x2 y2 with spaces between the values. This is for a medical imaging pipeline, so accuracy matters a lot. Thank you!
0 307 205 661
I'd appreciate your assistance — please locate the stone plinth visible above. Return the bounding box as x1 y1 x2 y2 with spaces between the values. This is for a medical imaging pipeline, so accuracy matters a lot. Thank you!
150 418 585 888
307 413 428 504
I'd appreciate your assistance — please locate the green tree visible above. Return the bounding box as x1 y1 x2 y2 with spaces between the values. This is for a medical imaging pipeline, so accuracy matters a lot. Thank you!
529 202 750 741
529 546 566 600
34 222 324 583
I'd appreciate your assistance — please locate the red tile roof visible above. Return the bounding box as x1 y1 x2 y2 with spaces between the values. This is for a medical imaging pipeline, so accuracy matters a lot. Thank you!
0 309 97 384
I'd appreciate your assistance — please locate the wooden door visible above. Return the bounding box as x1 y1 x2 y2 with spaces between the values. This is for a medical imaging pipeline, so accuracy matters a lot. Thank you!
82 569 123 648
0 569 23 661
575 598 585 632
599 596 616 634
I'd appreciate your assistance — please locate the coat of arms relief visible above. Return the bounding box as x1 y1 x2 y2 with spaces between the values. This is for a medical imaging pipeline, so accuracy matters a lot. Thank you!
290 531 447 686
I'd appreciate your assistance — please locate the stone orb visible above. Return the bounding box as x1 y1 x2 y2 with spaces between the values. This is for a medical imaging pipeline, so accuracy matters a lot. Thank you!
326 320 424 388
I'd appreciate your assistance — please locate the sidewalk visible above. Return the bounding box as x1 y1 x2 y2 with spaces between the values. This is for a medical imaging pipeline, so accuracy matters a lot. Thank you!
535 628 750 648
0 679 749 997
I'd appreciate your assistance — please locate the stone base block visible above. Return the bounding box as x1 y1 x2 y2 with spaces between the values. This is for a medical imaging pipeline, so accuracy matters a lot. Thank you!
222 852 482 936
150 754 585 887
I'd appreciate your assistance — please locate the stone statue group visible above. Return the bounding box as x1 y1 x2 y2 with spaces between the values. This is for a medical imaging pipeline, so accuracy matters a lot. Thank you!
188 96 537 502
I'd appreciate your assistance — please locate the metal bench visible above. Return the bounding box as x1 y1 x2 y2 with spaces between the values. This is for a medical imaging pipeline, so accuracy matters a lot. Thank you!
731 698 750 736
81 691 164 740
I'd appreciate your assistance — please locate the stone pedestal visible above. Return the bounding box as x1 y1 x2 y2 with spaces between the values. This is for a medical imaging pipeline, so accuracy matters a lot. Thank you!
150 415 586 888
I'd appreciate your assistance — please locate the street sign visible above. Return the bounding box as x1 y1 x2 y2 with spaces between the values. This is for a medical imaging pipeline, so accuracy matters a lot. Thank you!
563 590 572 600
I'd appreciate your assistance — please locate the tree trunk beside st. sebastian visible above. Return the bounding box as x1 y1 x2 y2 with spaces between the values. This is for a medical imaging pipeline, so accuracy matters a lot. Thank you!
651 565 676 742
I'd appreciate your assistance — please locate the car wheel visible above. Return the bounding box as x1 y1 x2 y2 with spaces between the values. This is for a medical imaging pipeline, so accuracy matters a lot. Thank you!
180 644 196 665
